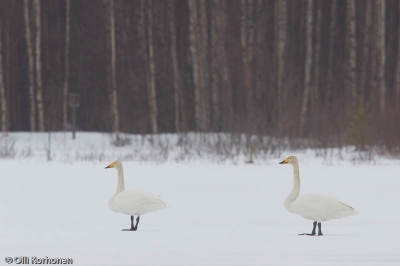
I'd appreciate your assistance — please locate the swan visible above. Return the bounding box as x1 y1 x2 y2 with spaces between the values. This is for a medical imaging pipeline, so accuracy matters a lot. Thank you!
105 160 167 231
279 156 358 235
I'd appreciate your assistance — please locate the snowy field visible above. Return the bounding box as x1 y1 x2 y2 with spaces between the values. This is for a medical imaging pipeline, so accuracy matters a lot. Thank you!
1 133 400 265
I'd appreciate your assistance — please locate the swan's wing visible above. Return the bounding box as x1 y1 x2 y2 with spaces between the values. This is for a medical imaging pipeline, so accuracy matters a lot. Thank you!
113 189 167 215
293 194 357 221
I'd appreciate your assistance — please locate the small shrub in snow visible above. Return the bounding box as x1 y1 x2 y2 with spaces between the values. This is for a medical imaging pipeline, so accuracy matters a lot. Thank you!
110 133 132 147
0 134 16 158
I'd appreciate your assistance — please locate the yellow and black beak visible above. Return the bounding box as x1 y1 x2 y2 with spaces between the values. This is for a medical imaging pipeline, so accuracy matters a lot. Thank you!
279 158 289 164
105 162 115 169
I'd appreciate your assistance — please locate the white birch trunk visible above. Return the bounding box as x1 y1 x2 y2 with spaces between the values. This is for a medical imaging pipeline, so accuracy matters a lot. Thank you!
313 0 322 108
346 0 357 107
241 0 253 124
211 0 220 131
255 0 264 102
377 0 386 113
359 0 371 98
168 0 181 132
147 0 158 134
396 1 400 98
34 0 45 132
63 0 70 131
247 0 254 124
198 0 210 131
217 0 233 129
221 10 233 130
210 0 231 130
300 0 313 135
326 0 337 103
0 18 7 132
24 0 36 131
277 0 287 106
109 0 120 144
188 0 203 132
139 0 150 134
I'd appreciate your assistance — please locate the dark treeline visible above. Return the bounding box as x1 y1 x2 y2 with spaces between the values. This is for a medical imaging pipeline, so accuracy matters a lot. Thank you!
0 0 399 149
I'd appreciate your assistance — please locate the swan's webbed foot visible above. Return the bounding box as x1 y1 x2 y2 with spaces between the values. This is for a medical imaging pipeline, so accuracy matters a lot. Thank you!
299 221 318 236
122 228 137 231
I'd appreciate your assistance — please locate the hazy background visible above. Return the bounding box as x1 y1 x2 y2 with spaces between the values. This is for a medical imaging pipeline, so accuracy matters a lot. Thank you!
0 0 399 158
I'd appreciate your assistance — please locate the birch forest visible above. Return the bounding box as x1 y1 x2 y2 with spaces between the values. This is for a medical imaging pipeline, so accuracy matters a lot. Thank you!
0 0 400 151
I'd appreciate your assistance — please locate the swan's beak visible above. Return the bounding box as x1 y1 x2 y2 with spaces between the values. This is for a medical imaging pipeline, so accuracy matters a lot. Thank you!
279 158 289 164
105 162 115 169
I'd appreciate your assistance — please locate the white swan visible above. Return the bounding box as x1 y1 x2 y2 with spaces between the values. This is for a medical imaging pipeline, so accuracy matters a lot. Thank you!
105 160 167 231
279 156 358 235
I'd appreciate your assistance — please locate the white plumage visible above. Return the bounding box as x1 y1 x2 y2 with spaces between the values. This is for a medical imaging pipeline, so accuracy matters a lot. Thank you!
109 189 167 216
105 160 167 231
280 156 358 235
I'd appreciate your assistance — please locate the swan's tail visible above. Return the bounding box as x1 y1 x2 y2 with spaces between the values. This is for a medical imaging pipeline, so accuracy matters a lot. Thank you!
339 201 358 213
331 201 359 219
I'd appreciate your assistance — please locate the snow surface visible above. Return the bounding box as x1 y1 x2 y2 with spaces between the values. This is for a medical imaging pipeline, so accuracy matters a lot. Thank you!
1 133 400 265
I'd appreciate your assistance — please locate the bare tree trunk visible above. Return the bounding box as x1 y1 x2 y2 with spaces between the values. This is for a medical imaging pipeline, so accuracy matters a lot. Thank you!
396 1 400 98
300 0 313 135
376 0 386 113
198 0 210 131
138 0 149 134
34 0 44 132
240 0 248 116
63 0 70 132
188 0 207 132
210 0 221 131
370 16 378 101
359 0 372 99
168 0 181 133
103 0 119 140
277 0 287 107
109 0 120 144
0 18 7 132
63 0 71 131
146 0 158 134
241 0 255 127
255 0 267 129
247 0 254 64
312 0 322 108
210 0 233 131
247 0 255 127
216 0 233 130
24 0 36 131
346 0 357 108
326 0 337 104
188 0 199 130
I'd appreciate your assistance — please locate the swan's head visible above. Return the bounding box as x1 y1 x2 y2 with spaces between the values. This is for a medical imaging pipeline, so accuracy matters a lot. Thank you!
105 160 123 170
279 156 298 165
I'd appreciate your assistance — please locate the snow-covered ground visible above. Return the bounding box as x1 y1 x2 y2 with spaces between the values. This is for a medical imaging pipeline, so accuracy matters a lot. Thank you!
1 133 400 265
2 131 390 164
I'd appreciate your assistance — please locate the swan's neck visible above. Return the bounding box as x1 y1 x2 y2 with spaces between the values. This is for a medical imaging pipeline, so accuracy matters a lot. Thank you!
115 168 125 194
285 163 300 204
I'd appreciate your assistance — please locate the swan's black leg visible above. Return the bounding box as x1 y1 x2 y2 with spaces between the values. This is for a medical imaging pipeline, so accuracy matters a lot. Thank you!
134 216 140 231
318 222 323 235
122 215 136 231
311 221 317 235
299 221 317 236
